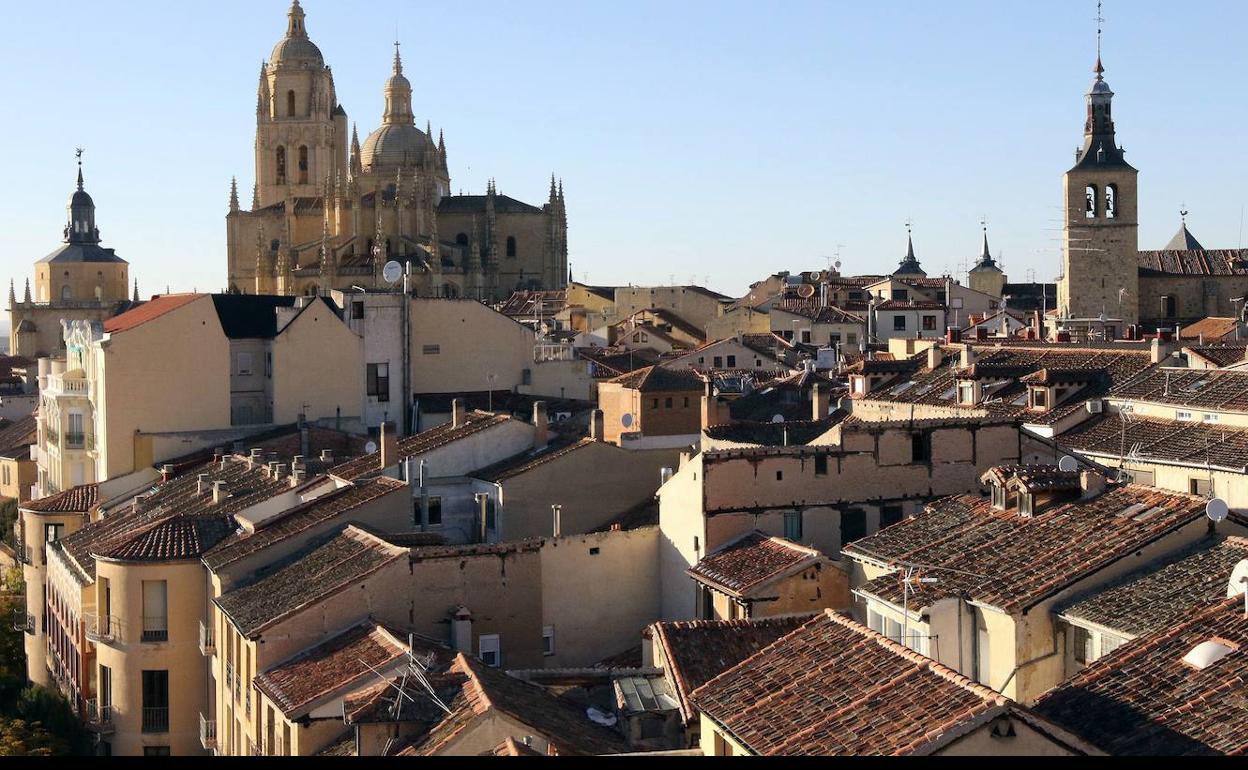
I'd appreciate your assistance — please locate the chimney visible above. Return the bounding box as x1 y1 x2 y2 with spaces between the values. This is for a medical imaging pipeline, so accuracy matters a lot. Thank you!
1151 335 1178 365
812 384 831 421
320 449 335 465
945 327 962 345
248 448 263 470
196 474 210 496
589 409 605 442
212 481 228 505
960 343 977 369
292 455 305 472
160 464 175 483
1080 470 1107 500
475 493 490 544
452 398 467 428
926 346 944 371
274 463 287 482
552 504 562 539
212 449 224 465
451 606 474 654
300 427 311 459
380 422 399 471
975 326 989 342
660 467 674 485
290 469 307 488
532 402 549 451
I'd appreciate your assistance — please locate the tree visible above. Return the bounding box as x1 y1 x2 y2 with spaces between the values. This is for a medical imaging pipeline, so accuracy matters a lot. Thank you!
0 499 17 549
0 591 25 707
0 717 67 756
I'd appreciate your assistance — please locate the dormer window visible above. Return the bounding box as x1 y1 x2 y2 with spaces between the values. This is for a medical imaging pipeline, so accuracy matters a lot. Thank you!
958 382 976 406
1018 493 1034 517
991 485 1007 510
1030 387 1048 410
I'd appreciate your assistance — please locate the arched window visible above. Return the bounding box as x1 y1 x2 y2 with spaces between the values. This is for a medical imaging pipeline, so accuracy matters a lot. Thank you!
1105 184 1118 220
506 237 517 258
303 284 319 297
287 90 296 118
298 146 309 185
455 233 469 247
276 147 287 185
1085 185 1098 219
61 286 72 301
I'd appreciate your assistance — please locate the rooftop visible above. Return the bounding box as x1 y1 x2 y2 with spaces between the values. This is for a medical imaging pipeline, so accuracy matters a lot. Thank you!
103 294 203 334
329 411 512 481
1111 368 1248 412
1035 598 1248 755
687 531 823 598
470 438 596 484
606 365 705 393
690 610 1085 756
1060 412 1248 472
1178 317 1242 342
845 484 1213 613
22 483 99 514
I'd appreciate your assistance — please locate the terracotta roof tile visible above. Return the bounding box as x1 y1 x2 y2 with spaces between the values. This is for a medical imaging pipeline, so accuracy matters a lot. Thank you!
1061 413 1248 472
607 365 705 393
688 532 823 597
1186 343 1248 368
329 411 512 481
103 293 205 334
1111 368 1248 412
23 483 98 514
1178 317 1242 342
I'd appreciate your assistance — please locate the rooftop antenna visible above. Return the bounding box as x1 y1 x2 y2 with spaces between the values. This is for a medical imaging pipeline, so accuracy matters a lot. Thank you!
1095 0 1105 61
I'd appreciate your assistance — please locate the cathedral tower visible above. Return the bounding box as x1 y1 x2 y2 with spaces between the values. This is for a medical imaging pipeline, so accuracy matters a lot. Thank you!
1057 55 1140 327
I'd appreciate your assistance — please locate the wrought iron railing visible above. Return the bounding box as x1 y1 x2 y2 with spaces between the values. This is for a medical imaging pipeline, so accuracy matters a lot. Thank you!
84 698 115 734
141 617 169 643
141 706 169 734
199 714 217 750
84 613 119 644
199 620 215 655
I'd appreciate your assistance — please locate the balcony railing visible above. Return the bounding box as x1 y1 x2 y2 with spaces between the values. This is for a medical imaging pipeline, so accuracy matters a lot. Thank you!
84 613 119 644
84 699 115 735
225 661 234 691
199 620 215 656
64 433 86 451
199 714 217 751
142 706 170 734
14 533 31 565
141 617 169 644
245 690 251 718
45 373 90 397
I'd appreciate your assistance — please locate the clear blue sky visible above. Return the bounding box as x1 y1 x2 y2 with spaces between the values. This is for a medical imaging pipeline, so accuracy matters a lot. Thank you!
1 0 1245 298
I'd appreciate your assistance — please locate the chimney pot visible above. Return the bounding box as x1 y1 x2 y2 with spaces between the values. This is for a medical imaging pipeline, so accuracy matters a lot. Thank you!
320 449 334 464
161 464 175 482
196 474 210 495
380 422 399 471
533 402 549 450
452 398 467 428
590 409 605 442
212 481 228 505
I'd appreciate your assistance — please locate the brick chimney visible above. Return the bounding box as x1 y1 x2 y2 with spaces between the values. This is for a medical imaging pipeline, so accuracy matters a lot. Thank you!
812 384 831 421
960 343 977 369
452 398 467 428
1080 470 1107 500
533 402 549 451
926 346 944 371
589 409 606 442
160 464 175 483
380 422 399 471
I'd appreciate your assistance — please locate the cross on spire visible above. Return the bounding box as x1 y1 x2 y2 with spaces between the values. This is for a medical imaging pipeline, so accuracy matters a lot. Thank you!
75 147 85 190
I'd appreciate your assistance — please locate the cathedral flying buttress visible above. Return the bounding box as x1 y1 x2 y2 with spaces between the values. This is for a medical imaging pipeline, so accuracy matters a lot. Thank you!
225 1 569 301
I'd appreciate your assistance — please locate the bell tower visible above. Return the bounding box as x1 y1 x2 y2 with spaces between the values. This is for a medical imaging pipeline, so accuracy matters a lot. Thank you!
254 1 347 207
1058 11 1139 327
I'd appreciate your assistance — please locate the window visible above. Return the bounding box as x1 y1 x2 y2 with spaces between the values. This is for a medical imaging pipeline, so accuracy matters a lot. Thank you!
1130 469 1155 487
298 146 309 185
61 285 72 301
44 523 64 544
142 581 168 643
683 397 690 408
1190 478 1212 498
455 233 469 247
893 316 907 332
801 331 812 344
422 345 441 355
1072 626 1094 665
1203 413 1220 424
1032 389 1048 409
276 147 287 185
367 363 390 402
848 333 858 345
286 90 296 117
841 508 867 544
1100 633 1125 658
1085 184 1098 218
479 634 501 668
664 397 673 409
713 356 723 368
237 352 254 376
522 369 532 386
814 455 828 476
894 289 910 302
506 237 517 258
911 433 930 463
1162 296 1177 319
881 505 904 528
351 301 365 320
652 399 660 410
867 609 885 634
427 496 443 527
1176 410 1194 422
542 626 556 657
141 670 170 733
143 747 171 757
776 471 784 482
1105 184 1118 219
959 383 976 405
783 511 803 541
922 315 937 331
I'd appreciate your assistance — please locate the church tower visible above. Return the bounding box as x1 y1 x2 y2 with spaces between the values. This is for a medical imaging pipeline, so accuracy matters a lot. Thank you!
1057 53 1139 327
254 1 347 207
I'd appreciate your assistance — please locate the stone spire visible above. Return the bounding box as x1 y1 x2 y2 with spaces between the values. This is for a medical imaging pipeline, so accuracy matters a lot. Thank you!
382 41 415 127
350 123 362 176
252 182 260 211
65 149 100 245
894 225 927 277
133 279 140 302
8 280 15 309
23 279 31 304
256 62 270 119
1074 9 1129 171
286 0 308 39
549 174 558 205
229 177 240 213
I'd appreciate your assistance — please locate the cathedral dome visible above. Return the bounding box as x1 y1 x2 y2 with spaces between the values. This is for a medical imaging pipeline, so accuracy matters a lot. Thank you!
360 124 434 172
270 36 324 68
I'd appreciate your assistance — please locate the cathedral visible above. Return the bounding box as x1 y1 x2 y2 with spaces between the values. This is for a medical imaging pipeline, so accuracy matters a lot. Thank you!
225 1 569 301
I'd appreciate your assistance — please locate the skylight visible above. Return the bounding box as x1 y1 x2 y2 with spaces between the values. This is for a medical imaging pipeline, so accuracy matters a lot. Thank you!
1182 640 1236 670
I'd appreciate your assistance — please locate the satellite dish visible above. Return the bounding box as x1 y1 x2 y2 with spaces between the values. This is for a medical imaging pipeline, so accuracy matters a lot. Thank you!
1058 456 1079 473
835 261 843 271
797 284 816 300
621 413 634 429
382 261 404 284
771 414 786 424
365 441 379 455
1207 498 1230 524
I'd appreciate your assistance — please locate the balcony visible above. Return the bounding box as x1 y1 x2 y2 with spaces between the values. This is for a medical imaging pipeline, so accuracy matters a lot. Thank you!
224 661 234 691
9 609 34 635
142 706 169 734
199 620 215 656
199 714 217 751
64 433 86 451
84 699 115 735
45 373 90 398
84 613 119 644
141 617 169 644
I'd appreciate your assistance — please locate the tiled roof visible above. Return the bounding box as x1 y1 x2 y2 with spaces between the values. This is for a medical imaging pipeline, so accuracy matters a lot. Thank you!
103 294 204 334
215 527 407 637
253 621 410 718
1186 344 1248 368
650 615 813 724
1058 537 1248 638
0 415 37 456
437 194 545 216
577 347 662 378
690 611 1029 756
491 738 545 756
1111 368 1248 411
329 412 513 481
845 485 1211 613
771 300 864 325
876 300 945 311
703 416 845 447
982 465 1082 494
607 365 705 393
202 477 408 571
1178 317 1242 342
1060 412 1248 472
471 438 595 483
408 654 630 756
688 531 823 598
1138 248 1248 277
496 290 568 318
22 484 99 514
1035 598 1248 755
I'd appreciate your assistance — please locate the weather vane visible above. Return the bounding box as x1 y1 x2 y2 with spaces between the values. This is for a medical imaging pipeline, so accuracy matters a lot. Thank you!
1095 1 1105 58
75 147 85 164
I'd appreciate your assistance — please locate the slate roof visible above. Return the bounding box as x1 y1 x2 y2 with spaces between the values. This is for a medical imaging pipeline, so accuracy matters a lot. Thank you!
1110 368 1248 411
845 485 1212 613
0 415 37 457
253 620 411 718
1035 598 1248 756
22 483 98 514
876 300 945 311
770 300 864 325
607 365 705 393
1186 344 1248 368
210 294 299 339
650 615 813 725
202 476 408 571
1164 223 1207 252
329 412 513 481
688 532 823 598
703 417 844 447
1058 537 1248 638
215 527 407 638
1178 317 1241 342
38 243 126 265
1138 248 1248 277
1060 412 1248 472
470 438 595 483
437 194 545 216
689 611 1082 756
577 347 662 378
103 294 204 334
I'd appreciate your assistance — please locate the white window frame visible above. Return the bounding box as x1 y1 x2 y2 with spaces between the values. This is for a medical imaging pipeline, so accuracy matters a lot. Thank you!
479 634 501 668
237 352 254 376
542 626 555 657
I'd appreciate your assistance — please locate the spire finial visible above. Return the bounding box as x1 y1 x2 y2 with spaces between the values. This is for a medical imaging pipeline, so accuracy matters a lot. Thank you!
229 176 240 212
906 220 916 260
1180 205 1189 226
393 40 403 76
75 147 85 191
1094 0 1105 77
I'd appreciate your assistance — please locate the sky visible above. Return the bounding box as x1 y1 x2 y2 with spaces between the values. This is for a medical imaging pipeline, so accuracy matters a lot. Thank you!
1 0 1245 299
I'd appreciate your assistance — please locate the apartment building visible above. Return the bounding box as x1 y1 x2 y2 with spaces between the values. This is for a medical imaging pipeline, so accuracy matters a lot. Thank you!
597 367 705 448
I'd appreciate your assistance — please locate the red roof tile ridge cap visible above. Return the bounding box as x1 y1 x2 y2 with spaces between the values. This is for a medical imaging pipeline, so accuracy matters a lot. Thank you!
454 653 496 716
653 622 696 724
687 613 828 708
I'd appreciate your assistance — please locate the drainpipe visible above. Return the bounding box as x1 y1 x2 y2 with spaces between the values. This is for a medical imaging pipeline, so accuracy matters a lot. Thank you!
996 630 1061 697
418 459 429 532
402 267 412 436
